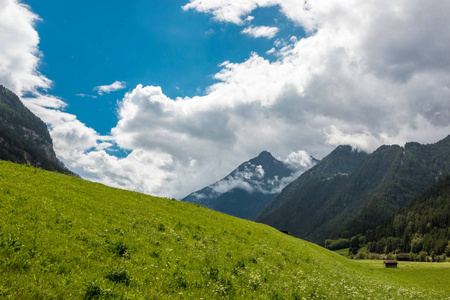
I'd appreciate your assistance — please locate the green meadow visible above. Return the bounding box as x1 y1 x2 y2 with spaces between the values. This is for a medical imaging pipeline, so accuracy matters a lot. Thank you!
334 248 350 256
0 161 449 299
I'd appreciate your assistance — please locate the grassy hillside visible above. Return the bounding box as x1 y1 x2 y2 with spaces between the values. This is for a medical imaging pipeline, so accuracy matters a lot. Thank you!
0 161 449 299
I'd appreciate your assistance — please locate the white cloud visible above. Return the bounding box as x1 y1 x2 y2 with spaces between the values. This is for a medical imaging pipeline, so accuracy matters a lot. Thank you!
211 176 255 194
241 25 279 39
111 0 450 197
266 47 276 55
94 81 127 95
245 15 255 23
0 0 100 158
182 0 265 25
282 150 314 169
0 0 51 95
76 93 98 99
182 0 316 30
2 0 450 200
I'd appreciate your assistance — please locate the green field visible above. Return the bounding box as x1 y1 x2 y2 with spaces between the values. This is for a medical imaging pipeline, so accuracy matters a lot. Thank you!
334 248 350 256
0 161 449 299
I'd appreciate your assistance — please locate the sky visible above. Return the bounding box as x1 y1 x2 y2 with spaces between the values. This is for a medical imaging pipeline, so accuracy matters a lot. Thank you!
1 0 450 198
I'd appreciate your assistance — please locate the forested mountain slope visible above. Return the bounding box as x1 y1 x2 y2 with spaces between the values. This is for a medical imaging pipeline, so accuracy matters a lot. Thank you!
366 175 450 255
256 136 450 244
256 145 368 220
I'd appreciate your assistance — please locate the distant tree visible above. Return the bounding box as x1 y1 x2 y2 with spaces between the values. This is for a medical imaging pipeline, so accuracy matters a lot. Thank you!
349 236 359 255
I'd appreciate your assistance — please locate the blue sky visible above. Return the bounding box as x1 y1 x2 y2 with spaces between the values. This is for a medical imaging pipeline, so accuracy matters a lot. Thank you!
1 0 449 198
23 0 304 135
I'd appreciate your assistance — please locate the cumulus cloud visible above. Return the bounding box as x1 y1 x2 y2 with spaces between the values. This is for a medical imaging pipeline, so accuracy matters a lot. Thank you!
282 150 315 169
2 0 450 199
0 0 100 157
94 81 127 95
241 25 279 39
0 0 115 191
182 0 315 30
110 0 450 197
182 0 263 25
0 0 50 95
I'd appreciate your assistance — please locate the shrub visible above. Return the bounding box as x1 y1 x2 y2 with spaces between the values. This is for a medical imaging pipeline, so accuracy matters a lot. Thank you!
105 267 131 286
206 266 219 281
445 242 450 256
418 251 428 262
84 281 103 299
172 270 188 289
324 238 350 250
111 242 130 258
355 252 366 259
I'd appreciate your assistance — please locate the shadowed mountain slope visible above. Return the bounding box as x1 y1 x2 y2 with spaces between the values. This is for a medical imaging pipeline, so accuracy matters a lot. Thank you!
0 85 73 175
256 145 368 220
256 137 450 244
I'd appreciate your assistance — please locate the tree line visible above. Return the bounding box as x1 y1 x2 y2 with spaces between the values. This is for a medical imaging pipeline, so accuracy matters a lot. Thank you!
326 176 450 258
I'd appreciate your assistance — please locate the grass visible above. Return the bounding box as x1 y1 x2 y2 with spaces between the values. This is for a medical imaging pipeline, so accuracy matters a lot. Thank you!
334 248 350 256
356 260 450 295
358 246 367 253
0 160 449 299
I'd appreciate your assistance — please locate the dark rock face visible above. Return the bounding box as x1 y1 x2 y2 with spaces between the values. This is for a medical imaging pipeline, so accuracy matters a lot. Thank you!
0 85 73 175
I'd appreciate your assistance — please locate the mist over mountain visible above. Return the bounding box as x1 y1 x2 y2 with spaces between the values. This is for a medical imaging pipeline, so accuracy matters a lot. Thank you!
255 136 450 244
0 86 73 175
182 150 317 219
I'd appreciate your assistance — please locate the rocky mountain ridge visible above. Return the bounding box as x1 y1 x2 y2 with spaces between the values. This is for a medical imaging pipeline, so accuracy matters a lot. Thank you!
0 85 73 175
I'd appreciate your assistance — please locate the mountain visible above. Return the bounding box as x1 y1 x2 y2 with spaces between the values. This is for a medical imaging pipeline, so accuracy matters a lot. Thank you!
365 175 450 255
1 160 448 299
0 85 73 175
256 145 368 220
182 151 317 219
255 136 450 244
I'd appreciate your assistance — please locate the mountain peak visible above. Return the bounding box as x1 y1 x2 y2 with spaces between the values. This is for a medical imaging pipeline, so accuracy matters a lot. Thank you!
317 145 368 175
257 150 273 159
333 145 356 154
183 150 307 219
249 151 276 166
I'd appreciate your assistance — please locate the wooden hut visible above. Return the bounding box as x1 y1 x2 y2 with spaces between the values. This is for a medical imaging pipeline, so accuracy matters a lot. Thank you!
396 254 411 261
383 260 398 268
